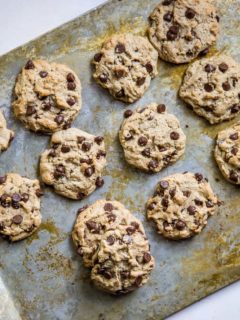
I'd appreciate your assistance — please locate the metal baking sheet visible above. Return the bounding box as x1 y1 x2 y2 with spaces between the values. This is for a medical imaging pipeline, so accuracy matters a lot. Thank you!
0 0 240 319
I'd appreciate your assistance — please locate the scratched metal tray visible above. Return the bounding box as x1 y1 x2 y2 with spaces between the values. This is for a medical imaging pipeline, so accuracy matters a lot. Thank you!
0 0 240 319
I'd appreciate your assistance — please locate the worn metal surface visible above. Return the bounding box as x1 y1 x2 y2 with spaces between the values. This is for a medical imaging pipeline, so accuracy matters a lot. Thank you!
0 0 240 319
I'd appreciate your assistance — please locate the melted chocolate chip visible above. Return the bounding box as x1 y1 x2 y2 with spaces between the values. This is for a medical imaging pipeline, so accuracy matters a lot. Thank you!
175 220 186 230
142 148 151 158
95 177 104 188
12 215 23 224
194 199 203 206
21 193 29 202
115 69 125 79
115 43 125 54
229 170 238 182
86 220 100 233
163 12 173 22
77 192 85 200
77 136 85 144
121 271 130 279
94 53 102 62
205 64 216 73
67 82 76 90
163 0 174 5
94 136 104 145
82 142 91 152
145 63 153 74
136 77 146 86
167 25 179 41
77 206 88 215
36 189 44 197
67 97 76 106
134 276 142 287
199 48 209 56
104 203 113 212
84 166 95 177
222 81 231 91
160 180 169 189
206 200 214 208
0 176 6 184
195 173 203 182
185 8 195 19
138 136 148 146
115 89 125 98
61 145 70 153
231 147 238 155
187 205 196 215
219 63 228 73
204 83 214 92
170 131 180 140
39 71 48 78
77 246 83 256
143 252 151 263
67 73 75 82
25 60 35 70
230 132 238 140
231 104 240 114
12 193 21 203
169 188 176 198
157 104 166 113
96 150 106 159
98 268 113 279
99 74 108 83
183 190 191 197
107 235 115 245
161 198 169 208
148 160 158 170
54 115 64 124
124 110 133 118
54 164 66 179
107 213 116 223
148 202 156 210
26 104 36 116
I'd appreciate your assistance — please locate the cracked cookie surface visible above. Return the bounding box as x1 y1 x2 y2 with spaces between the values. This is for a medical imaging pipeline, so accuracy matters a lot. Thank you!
40 128 106 200
92 34 158 103
215 122 240 184
72 199 155 294
148 0 219 64
13 59 81 133
147 172 219 240
0 110 14 152
119 103 186 172
0 173 42 241
179 55 240 124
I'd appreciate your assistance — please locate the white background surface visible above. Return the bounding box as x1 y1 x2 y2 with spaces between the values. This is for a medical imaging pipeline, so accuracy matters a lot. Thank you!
0 0 239 319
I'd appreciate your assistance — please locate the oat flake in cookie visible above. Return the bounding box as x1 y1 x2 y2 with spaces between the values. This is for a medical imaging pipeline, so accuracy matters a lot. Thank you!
215 122 240 184
0 173 42 241
0 110 14 152
92 34 158 103
13 59 81 133
148 0 219 64
119 103 186 172
72 200 154 294
179 55 240 124
40 128 106 200
147 172 219 240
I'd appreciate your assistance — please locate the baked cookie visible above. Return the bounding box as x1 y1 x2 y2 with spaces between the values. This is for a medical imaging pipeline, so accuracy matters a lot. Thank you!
72 200 154 294
40 128 106 200
119 103 186 172
0 173 42 241
147 172 219 240
179 55 240 124
215 122 240 184
12 59 81 133
0 110 14 152
148 0 219 64
92 34 158 103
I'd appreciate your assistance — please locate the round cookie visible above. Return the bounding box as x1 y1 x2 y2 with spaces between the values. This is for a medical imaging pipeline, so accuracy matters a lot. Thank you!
92 34 158 103
40 128 106 200
148 0 219 64
0 173 42 241
119 103 186 172
0 110 14 152
147 172 219 240
179 55 240 124
13 59 81 133
214 122 240 184
72 200 154 294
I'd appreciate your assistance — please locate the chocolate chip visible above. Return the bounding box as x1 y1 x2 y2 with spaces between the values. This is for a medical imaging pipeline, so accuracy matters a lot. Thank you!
167 25 179 41
136 77 146 86
86 220 100 233
170 131 180 140
39 71 48 78
161 198 169 208
77 247 83 256
145 62 153 73
107 213 116 223
163 12 173 22
115 69 125 79
120 271 130 279
67 82 76 90
138 136 148 146
124 110 133 118
175 220 186 230
195 173 203 182
230 133 238 140
0 176 6 184
142 148 151 158
204 83 214 92
84 166 95 177
206 200 214 208
148 160 158 170
205 64 216 73
77 136 85 144
148 202 156 210
134 276 142 287
158 146 167 152
231 147 238 155
219 63 228 73
231 104 240 114
104 203 113 212
194 199 203 206
222 81 231 91
26 104 36 116
12 215 23 224
67 73 75 82
82 142 91 152
96 150 106 159
157 104 166 113
60 145 70 153
163 0 174 5
25 60 35 69
54 115 64 124
183 190 191 197
169 188 176 198
160 180 169 189
77 206 88 215
94 136 104 145
12 193 21 203
131 221 139 230
99 74 108 83
21 193 29 202
54 165 66 179
143 252 151 263
1 194 10 207
95 177 104 188
163 221 170 230
67 97 76 106
98 268 112 279
187 205 196 215
115 43 125 54
94 53 102 62
126 226 135 235
77 192 85 200
199 48 209 56
115 89 125 98
36 189 44 197
125 130 134 141
185 8 195 19
229 170 238 182
107 235 115 245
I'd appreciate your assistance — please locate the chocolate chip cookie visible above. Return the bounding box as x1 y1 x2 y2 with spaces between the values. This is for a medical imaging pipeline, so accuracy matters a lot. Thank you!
147 172 219 240
40 128 106 200
179 55 240 124
13 59 81 133
215 122 240 184
119 103 186 172
148 0 219 64
92 34 158 103
0 173 42 241
72 200 154 294
0 110 14 152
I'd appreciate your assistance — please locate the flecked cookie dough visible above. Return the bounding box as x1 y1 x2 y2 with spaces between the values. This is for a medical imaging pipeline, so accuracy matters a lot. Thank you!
0 110 14 152
119 103 186 172
40 128 106 200
12 59 81 133
0 173 42 241
148 0 219 64
215 122 240 184
92 34 158 103
179 55 240 124
72 200 155 294
147 172 219 240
